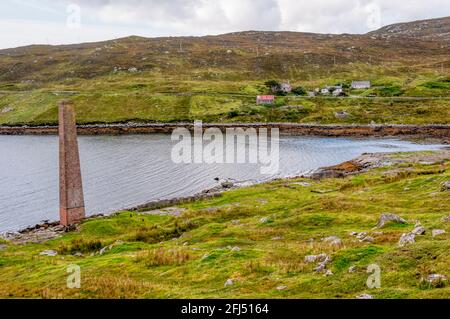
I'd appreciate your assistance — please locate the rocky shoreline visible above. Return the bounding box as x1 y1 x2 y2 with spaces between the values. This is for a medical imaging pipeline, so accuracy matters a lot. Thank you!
1 122 450 138
0 183 234 244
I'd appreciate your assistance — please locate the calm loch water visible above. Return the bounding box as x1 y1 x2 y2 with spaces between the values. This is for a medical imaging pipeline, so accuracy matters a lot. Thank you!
0 134 446 233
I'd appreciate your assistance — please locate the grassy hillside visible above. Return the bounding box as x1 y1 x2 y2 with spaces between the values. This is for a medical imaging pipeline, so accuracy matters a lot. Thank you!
0 151 449 298
0 73 449 126
0 17 449 126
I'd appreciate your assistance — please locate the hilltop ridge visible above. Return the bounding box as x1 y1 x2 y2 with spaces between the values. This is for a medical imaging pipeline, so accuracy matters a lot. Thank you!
0 16 449 84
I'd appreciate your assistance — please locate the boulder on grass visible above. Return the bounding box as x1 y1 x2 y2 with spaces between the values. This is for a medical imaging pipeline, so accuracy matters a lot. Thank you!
375 213 407 229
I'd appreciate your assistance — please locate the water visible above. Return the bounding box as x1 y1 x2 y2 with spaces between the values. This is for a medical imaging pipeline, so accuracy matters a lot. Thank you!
0 134 445 233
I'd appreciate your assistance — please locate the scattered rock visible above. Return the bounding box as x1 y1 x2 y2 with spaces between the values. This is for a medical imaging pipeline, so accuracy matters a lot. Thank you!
276 285 287 290
230 246 241 252
360 236 375 243
411 225 426 235
440 181 450 191
314 255 332 273
305 255 318 263
128 67 138 73
441 215 450 223
322 236 342 247
99 240 124 255
422 274 447 288
272 236 283 241
260 217 269 224
398 233 415 247
1 106 13 113
304 253 329 264
0 244 8 251
224 279 234 287
221 181 234 189
375 213 407 229
310 158 371 180
324 269 333 276
73 252 83 257
334 111 350 119
425 274 447 285
99 245 112 255
351 231 375 243
3 222 66 244
348 266 357 273
355 232 368 239
432 229 446 237
202 253 210 260
356 293 373 299
39 250 58 257
231 220 240 225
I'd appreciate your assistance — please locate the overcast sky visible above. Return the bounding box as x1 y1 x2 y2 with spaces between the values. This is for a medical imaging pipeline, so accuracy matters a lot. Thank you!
1 0 449 49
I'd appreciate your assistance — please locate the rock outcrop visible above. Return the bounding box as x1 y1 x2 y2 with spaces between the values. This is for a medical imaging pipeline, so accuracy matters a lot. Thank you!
376 213 407 229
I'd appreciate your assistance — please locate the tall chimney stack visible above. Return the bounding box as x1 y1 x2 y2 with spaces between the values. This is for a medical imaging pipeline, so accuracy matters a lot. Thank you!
59 100 85 226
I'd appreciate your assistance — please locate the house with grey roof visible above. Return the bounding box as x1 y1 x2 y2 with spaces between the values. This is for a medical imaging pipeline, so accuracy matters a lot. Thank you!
351 81 371 89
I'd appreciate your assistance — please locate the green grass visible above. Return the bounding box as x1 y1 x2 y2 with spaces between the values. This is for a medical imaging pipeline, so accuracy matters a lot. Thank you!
0 66 449 126
0 152 449 298
1 90 449 126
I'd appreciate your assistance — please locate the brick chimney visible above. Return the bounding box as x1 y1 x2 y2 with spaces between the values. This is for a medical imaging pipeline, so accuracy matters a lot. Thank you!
59 100 85 226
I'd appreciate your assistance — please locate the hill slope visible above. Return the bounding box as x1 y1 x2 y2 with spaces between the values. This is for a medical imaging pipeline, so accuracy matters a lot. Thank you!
369 16 450 41
0 17 449 84
0 17 449 126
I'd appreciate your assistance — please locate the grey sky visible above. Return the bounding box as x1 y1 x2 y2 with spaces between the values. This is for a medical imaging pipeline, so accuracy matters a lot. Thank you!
0 0 449 49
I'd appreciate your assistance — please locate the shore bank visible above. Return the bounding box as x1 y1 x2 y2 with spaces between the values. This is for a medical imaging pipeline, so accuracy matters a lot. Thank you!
0 149 449 298
1 123 450 138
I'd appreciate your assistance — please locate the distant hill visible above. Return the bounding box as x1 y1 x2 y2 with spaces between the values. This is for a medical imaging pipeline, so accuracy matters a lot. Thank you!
368 16 450 41
0 16 448 84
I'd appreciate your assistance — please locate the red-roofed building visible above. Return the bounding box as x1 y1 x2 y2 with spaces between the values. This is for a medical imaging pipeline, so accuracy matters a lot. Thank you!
256 95 275 105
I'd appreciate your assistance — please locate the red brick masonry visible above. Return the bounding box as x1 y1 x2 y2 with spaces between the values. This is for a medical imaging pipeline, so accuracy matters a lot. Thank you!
58 101 85 226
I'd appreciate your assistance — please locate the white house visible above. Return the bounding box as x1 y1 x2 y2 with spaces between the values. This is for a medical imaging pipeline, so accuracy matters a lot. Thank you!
321 85 342 95
279 82 292 93
332 85 343 96
351 81 371 89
